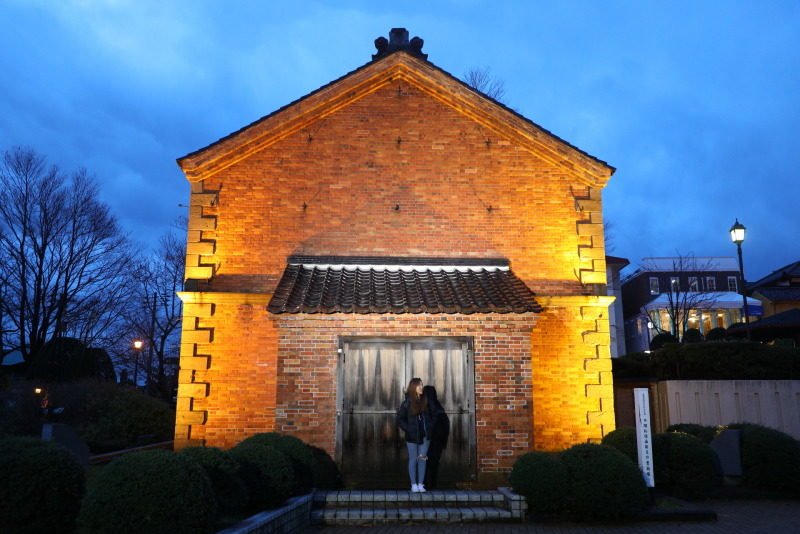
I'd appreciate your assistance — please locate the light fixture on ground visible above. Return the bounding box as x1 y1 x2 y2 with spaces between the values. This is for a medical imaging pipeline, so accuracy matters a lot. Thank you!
729 219 751 339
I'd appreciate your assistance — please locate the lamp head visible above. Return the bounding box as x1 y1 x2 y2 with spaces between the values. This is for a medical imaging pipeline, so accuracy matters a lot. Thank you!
133 340 144 350
729 218 746 245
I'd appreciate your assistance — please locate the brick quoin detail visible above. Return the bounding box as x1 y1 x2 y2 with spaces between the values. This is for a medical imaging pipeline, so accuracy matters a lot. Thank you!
175 51 617 475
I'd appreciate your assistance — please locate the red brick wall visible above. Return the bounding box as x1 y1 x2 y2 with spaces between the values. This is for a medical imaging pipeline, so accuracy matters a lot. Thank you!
176 61 615 469
196 81 592 296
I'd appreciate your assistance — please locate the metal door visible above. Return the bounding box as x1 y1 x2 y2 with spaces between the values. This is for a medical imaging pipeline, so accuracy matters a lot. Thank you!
337 338 475 488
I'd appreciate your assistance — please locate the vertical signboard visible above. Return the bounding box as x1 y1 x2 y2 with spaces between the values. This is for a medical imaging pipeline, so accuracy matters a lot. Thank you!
634 387 655 488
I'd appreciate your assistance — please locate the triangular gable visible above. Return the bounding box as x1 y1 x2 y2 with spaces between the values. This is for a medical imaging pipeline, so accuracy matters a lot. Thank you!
178 51 615 187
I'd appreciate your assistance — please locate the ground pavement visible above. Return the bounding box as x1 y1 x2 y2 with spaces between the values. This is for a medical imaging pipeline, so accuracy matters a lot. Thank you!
312 499 800 533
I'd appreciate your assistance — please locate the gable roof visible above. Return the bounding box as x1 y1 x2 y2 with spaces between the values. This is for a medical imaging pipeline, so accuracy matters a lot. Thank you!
749 260 800 290
267 256 542 315
178 48 614 187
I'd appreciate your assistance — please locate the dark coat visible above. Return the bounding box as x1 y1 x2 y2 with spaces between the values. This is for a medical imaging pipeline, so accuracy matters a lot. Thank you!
427 401 450 450
396 398 431 444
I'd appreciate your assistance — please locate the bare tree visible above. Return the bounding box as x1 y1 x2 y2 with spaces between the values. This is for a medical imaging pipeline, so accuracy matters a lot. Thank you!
643 254 720 340
0 147 134 363
122 225 185 397
464 67 507 103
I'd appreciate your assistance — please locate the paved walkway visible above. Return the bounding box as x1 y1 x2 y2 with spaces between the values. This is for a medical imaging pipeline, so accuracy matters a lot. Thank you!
312 499 800 533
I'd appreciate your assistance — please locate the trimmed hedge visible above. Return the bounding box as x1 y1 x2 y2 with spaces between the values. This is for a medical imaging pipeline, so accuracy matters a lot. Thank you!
180 446 249 516
730 423 800 495
0 437 85 534
229 441 295 510
654 432 720 499
238 433 314 493
615 342 800 380
509 451 568 516
79 450 216 534
602 426 720 499
601 427 637 463
309 445 342 490
665 423 718 444
560 444 649 521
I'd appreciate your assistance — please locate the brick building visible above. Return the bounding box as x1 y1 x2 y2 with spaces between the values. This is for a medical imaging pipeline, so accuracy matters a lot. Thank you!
175 29 616 487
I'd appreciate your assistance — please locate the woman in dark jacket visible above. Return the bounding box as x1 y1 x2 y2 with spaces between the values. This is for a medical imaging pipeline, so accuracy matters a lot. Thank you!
396 378 431 492
422 385 449 489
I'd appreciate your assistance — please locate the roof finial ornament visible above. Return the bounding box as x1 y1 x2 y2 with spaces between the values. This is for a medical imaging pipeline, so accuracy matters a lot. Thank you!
372 28 428 60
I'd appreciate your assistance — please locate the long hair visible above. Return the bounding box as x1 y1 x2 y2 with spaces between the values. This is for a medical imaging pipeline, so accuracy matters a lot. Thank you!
406 378 427 415
422 385 443 412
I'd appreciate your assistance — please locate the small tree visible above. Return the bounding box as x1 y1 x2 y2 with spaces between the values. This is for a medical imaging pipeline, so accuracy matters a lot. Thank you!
464 67 507 103
643 254 720 341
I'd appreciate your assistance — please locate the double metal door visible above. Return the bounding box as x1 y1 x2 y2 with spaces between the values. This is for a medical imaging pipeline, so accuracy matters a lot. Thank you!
336 338 475 488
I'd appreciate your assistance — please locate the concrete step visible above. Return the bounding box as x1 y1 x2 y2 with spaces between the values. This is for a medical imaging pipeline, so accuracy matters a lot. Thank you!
312 489 505 508
311 505 514 525
311 488 527 524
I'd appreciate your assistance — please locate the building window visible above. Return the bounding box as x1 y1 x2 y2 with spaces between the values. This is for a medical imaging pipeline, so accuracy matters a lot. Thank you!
689 277 699 292
670 277 680 291
649 277 659 295
728 276 738 292
706 277 716 291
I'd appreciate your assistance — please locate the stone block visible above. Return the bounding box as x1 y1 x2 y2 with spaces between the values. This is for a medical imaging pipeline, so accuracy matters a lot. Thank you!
188 216 217 231
187 241 215 255
183 303 214 318
182 328 212 344
580 270 607 284
180 356 210 370
178 382 209 398
192 193 218 207
185 265 214 280
176 410 207 425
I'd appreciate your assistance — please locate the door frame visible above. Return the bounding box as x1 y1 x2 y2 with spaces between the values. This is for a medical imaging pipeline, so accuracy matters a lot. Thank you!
334 336 477 482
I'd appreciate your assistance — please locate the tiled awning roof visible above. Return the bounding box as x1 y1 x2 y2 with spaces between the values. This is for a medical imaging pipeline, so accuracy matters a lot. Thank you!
267 256 542 314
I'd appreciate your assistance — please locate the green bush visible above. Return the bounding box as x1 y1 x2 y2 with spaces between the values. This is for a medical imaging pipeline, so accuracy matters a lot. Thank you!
653 341 800 380
730 423 800 495
560 443 649 521
230 441 295 510
180 446 249 516
654 432 719 499
238 433 314 493
27 337 115 382
509 451 568 516
650 333 677 350
666 423 717 444
601 427 638 463
705 327 727 341
683 329 704 343
79 450 216 534
611 352 657 379
309 445 342 490
0 437 85 534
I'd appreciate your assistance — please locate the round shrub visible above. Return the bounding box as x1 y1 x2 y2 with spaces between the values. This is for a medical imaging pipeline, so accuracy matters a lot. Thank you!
237 433 315 493
180 446 249 516
309 445 342 490
560 443 649 521
731 423 800 495
230 441 295 509
0 437 85 534
78 450 216 534
705 327 727 341
601 427 638 463
509 451 568 516
650 333 677 350
683 328 704 343
666 423 717 444
654 432 719 499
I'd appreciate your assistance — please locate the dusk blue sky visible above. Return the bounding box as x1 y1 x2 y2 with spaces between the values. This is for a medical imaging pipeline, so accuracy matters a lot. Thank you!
1 1 798 281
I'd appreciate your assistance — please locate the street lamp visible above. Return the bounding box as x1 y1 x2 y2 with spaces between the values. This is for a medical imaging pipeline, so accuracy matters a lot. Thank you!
132 339 144 385
729 219 751 339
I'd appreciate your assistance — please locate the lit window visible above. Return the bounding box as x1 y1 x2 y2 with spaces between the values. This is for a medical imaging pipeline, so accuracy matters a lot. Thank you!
649 277 659 295
728 276 738 292
706 277 716 291
689 277 699 292
670 277 680 291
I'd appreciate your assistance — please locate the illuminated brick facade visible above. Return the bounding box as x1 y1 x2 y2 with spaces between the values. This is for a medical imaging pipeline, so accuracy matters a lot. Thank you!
176 39 616 476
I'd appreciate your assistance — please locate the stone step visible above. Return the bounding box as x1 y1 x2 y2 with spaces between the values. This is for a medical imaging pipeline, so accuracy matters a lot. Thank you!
312 489 506 509
311 506 514 525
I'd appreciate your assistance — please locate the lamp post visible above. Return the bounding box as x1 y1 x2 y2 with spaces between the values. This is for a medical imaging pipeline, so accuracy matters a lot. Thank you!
132 339 144 386
729 219 751 340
